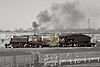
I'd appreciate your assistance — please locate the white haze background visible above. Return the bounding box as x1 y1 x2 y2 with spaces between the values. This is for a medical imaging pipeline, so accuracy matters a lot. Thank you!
0 0 100 30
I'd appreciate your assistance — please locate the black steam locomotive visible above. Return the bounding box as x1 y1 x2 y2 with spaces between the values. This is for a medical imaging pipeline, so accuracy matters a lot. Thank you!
59 33 95 47
5 33 95 48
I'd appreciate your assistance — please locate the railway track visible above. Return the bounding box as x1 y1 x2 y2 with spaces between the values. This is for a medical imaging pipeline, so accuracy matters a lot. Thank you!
44 57 100 65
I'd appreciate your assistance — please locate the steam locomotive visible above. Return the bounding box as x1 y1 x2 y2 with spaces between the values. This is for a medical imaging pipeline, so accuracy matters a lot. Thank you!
5 33 95 48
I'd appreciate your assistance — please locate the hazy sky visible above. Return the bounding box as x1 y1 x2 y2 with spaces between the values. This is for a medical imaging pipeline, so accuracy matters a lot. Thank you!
0 0 100 30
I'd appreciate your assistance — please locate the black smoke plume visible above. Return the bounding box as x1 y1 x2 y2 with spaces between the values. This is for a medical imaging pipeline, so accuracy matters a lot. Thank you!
37 10 50 24
37 1 84 30
32 21 39 29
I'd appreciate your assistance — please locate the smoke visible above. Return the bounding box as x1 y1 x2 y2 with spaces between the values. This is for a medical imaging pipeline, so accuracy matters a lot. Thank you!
37 1 84 30
37 10 50 24
32 21 39 29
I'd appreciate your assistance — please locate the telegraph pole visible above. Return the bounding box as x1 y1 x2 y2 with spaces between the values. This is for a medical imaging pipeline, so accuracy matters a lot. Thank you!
88 18 90 34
